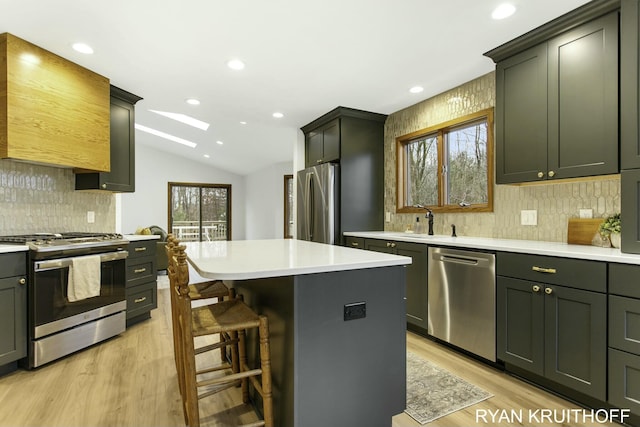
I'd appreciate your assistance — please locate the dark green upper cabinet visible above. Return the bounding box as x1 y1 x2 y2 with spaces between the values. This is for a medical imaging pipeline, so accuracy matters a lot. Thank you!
621 0 640 169
305 118 340 167
75 86 143 192
547 13 619 180
486 2 620 184
495 44 548 183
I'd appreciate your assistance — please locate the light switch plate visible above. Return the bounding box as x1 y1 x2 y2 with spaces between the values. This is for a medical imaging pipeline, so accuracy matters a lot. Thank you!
521 210 537 226
87 211 95 223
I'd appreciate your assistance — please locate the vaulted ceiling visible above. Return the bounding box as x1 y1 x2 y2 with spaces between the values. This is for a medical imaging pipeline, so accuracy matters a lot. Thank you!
1 0 590 175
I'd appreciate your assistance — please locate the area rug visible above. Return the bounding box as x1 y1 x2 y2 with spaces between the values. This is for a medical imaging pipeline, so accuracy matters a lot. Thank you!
405 352 492 424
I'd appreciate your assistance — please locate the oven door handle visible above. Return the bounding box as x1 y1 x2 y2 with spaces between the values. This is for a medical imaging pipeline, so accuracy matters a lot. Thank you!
34 251 129 272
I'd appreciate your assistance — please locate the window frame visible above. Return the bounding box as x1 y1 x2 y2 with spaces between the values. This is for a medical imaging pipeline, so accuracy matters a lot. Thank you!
396 108 494 214
167 182 232 241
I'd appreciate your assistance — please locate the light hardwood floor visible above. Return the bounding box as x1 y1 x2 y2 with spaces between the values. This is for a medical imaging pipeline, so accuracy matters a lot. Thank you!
0 286 617 427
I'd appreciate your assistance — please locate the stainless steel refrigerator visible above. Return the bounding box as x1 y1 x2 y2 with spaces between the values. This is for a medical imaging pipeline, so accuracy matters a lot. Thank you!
296 163 339 244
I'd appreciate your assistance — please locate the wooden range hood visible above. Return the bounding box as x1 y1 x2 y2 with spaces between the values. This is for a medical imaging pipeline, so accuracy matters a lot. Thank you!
0 33 110 172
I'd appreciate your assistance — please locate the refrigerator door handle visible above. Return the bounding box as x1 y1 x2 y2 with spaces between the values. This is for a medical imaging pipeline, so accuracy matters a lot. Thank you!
304 171 313 240
308 172 315 240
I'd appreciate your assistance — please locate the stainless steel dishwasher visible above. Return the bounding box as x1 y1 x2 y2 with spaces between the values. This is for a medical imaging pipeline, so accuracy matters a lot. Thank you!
427 246 496 362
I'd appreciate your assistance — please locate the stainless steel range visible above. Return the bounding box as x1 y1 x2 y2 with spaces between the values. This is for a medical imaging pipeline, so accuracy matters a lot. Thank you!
0 233 129 368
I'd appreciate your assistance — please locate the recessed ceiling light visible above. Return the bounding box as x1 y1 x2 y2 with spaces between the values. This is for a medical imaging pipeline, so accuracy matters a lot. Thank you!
227 59 245 70
216 140 224 145
149 110 210 131
186 98 200 105
240 121 247 125
272 112 284 119
135 124 197 148
409 86 424 94
72 42 94 54
492 3 516 20
204 154 210 158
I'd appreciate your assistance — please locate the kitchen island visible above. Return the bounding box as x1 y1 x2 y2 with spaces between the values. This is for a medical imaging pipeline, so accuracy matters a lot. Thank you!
183 239 411 427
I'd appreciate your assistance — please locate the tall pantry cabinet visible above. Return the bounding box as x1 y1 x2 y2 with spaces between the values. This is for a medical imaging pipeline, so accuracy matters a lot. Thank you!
621 0 640 254
301 107 387 245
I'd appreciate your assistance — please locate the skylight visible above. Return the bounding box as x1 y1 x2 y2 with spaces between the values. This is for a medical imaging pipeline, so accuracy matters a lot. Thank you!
135 124 197 148
149 110 210 131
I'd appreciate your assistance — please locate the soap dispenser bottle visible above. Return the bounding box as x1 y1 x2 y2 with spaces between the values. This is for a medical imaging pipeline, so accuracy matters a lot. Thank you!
414 217 422 234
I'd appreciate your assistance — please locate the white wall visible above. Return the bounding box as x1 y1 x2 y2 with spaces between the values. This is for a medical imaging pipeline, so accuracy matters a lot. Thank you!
119 144 247 239
245 161 293 239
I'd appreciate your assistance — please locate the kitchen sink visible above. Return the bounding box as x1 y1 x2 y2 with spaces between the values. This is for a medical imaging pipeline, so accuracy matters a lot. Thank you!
387 233 448 240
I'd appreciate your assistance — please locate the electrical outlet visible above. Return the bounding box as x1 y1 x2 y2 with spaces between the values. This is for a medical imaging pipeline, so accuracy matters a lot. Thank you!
520 210 537 226
87 211 95 223
579 209 593 219
344 302 366 321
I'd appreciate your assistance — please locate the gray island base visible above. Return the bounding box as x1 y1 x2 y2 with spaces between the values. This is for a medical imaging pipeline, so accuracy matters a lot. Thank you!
184 239 410 427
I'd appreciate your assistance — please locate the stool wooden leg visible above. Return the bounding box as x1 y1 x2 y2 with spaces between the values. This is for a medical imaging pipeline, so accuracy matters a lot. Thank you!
238 328 250 403
259 316 274 427
229 330 239 377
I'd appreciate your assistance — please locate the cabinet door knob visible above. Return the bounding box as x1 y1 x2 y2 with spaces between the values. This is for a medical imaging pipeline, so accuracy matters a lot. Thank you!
391 242 396 248
351 242 359 247
548 170 555 178
19 277 26 285
545 287 553 295
101 183 107 189
537 171 544 178
532 285 540 292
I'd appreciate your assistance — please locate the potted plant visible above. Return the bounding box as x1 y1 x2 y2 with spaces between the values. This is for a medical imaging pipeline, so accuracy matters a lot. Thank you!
599 213 621 248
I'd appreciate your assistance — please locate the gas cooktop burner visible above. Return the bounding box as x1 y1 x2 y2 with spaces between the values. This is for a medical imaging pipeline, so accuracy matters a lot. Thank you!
0 232 128 254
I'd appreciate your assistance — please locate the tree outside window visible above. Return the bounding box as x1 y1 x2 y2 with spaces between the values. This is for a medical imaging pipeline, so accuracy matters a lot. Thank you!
397 108 493 213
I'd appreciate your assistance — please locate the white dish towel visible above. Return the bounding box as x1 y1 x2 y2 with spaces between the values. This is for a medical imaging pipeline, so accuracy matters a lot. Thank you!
67 255 102 302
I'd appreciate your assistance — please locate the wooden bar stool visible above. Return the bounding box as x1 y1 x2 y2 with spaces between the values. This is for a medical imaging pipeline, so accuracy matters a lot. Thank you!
168 243 274 427
166 234 233 363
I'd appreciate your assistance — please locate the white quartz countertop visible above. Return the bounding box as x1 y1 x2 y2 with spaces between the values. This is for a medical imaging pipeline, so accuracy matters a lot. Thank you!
124 234 160 241
183 239 412 280
344 231 640 265
0 244 28 253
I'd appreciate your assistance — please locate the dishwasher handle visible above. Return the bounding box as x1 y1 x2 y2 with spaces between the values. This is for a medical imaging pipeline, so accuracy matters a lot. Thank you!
440 254 480 266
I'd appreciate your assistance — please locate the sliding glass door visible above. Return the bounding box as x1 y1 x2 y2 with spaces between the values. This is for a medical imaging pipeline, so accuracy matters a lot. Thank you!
168 182 231 242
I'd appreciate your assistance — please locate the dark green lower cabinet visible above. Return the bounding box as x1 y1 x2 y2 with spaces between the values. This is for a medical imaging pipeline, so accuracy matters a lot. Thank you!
0 275 27 366
364 239 428 330
543 285 606 400
609 348 640 416
497 277 544 375
497 276 606 400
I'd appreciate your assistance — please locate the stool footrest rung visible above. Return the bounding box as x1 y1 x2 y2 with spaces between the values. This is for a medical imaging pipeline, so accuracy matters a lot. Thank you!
197 368 262 388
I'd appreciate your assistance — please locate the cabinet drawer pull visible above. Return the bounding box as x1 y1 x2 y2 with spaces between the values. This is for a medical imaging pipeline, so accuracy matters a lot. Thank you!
351 242 359 247
532 285 540 292
134 247 147 252
134 296 147 303
537 171 544 178
134 268 147 274
544 287 553 295
532 266 556 274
